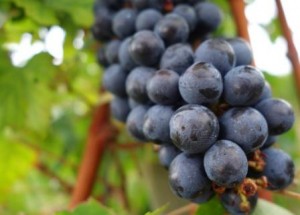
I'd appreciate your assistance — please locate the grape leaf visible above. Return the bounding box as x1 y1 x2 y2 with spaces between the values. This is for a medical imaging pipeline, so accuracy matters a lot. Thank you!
13 0 58 25
253 199 294 215
145 203 169 215
44 0 94 27
56 199 117 215
195 197 225 215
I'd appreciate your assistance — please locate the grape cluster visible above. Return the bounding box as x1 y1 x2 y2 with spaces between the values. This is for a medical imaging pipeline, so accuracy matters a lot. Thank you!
92 1 296 214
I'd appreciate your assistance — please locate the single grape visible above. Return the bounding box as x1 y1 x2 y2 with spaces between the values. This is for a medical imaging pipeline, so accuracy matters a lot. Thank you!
255 98 295 135
158 144 181 169
118 37 138 71
169 153 213 201
126 66 155 103
178 62 223 105
221 189 258 215
194 2 222 35
262 148 295 190
126 105 149 141
103 64 127 97
130 0 164 11
96 47 109 67
92 7 114 41
129 30 165 66
194 38 235 76
105 39 121 64
110 96 131 122
160 43 194 75
147 69 181 105
226 37 253 66
128 97 154 109
219 107 268 153
169 104 219 154
262 135 277 149
95 0 125 10
174 4 197 31
135 9 163 31
154 13 190 46
255 81 272 104
223 65 265 106
143 105 174 143
204 140 248 187
113 9 137 39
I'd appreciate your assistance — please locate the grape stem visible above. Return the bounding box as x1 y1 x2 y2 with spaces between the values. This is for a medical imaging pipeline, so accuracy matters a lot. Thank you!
275 0 300 99
166 203 198 215
277 190 300 200
69 103 117 209
228 0 251 44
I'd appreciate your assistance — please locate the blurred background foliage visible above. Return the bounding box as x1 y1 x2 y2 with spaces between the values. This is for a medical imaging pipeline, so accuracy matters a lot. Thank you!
0 0 299 214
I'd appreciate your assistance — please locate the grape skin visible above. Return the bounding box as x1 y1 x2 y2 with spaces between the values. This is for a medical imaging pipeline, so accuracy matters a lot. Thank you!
219 107 268 154
169 153 213 201
204 140 248 187
262 148 295 190
169 104 219 154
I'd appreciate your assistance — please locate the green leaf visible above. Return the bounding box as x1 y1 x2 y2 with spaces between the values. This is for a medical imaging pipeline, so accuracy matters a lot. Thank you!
13 0 58 25
195 197 225 215
0 135 36 195
145 203 169 215
253 199 294 215
45 0 94 27
56 199 117 215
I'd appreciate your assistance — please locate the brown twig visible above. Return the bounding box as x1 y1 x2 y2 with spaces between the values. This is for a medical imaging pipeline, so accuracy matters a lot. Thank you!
228 0 251 43
166 203 198 215
69 103 117 209
277 190 300 200
111 149 130 210
276 0 300 99
36 160 73 193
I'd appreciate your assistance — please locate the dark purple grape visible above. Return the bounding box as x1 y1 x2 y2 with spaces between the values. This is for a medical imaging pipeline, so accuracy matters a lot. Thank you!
204 140 248 187
129 30 165 66
147 69 181 105
96 47 109 67
262 148 295 190
178 62 223 105
158 144 181 169
194 38 235 76
154 13 190 46
126 105 149 141
221 189 258 215
169 104 219 154
105 39 121 64
223 66 265 106
92 7 114 41
174 4 197 31
130 0 164 11
110 96 131 122
160 43 194 75
262 135 277 149
143 105 174 143
256 81 272 104
194 2 222 35
128 97 154 109
226 37 253 66
126 66 155 103
219 107 268 153
169 153 213 201
255 98 295 135
112 9 137 39
95 0 125 10
173 0 203 5
103 64 127 97
118 37 138 71
135 9 163 31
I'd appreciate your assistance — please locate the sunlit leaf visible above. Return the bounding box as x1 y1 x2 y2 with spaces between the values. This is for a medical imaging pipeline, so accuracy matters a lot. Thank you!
195 197 225 215
56 199 117 215
145 203 169 215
